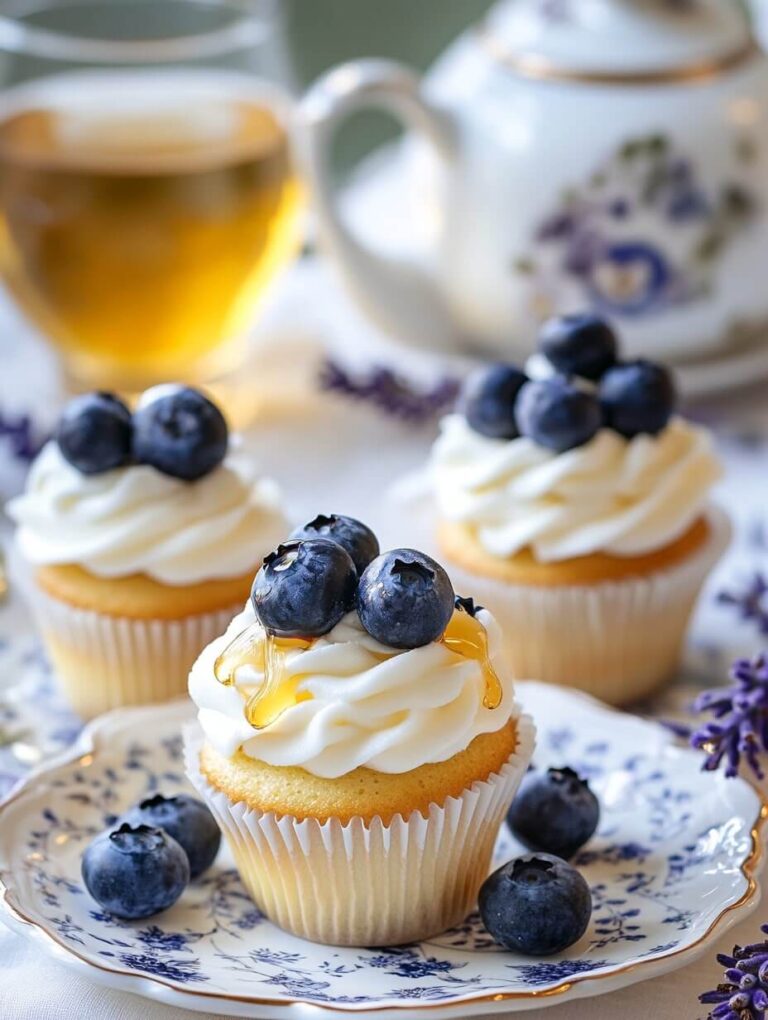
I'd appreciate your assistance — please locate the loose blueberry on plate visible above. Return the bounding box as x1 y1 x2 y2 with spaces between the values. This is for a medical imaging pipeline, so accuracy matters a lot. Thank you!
461 363 528 439
539 314 618 381
515 376 603 453
599 360 676 438
479 853 592 956
289 514 379 574
132 385 229 481
252 538 358 638
357 548 454 648
121 793 220 880
56 392 133 475
82 823 189 919
507 767 600 860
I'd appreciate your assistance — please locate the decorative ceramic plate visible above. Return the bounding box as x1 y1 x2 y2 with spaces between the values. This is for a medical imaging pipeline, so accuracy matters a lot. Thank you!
0 683 764 1019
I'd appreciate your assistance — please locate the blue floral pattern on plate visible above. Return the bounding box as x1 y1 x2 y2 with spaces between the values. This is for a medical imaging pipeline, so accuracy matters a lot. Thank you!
0 684 764 1018
0 611 81 800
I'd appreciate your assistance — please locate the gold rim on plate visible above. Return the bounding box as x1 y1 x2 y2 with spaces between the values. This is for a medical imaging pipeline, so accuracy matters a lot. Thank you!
0 713 765 1013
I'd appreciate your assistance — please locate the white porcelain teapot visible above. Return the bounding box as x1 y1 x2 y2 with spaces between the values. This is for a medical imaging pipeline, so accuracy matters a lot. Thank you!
301 0 768 365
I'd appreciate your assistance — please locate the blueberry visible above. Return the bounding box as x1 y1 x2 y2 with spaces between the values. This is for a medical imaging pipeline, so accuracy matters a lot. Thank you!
479 853 592 956
507 767 600 860
252 538 357 638
289 514 379 574
56 392 132 475
515 377 603 453
81 823 189 919
539 314 618 381
599 360 677 438
121 793 220 880
132 386 228 481
357 549 454 648
461 364 528 439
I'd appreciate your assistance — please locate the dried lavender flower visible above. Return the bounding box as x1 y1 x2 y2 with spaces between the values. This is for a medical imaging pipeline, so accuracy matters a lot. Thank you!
699 923 768 1019
0 410 45 463
319 359 460 425
679 653 768 779
718 574 768 635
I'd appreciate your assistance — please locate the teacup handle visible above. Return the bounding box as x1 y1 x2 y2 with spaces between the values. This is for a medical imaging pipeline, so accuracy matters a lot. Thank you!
301 59 460 351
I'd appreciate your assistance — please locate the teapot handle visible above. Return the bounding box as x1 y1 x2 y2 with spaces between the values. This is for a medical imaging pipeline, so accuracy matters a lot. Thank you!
300 60 459 351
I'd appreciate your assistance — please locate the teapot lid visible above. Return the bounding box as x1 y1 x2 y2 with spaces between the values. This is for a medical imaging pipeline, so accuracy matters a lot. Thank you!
481 0 757 84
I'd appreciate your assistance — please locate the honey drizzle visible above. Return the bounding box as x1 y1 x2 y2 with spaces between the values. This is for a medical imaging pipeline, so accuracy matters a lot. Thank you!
213 608 503 732
441 610 503 710
214 623 311 729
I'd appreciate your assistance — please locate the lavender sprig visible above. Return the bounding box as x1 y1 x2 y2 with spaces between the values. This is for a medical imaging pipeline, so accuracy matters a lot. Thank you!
319 359 460 426
699 923 768 1019
718 574 768 635
0 410 46 463
679 654 768 779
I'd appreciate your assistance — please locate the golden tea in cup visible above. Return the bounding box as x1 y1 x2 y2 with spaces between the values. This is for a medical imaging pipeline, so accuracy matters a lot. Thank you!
0 70 303 390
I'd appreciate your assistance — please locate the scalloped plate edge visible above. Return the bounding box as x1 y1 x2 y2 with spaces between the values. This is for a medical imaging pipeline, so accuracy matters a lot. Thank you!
0 689 765 1018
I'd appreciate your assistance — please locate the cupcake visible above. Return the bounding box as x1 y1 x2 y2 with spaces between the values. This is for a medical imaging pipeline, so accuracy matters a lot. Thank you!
186 514 535 946
429 314 729 705
7 387 288 719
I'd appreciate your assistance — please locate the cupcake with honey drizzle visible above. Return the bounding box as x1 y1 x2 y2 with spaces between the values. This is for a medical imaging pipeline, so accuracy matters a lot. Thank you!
186 514 535 946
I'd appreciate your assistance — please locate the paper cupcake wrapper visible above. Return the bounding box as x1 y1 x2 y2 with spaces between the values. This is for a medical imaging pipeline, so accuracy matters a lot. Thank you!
184 714 536 947
10 554 241 720
443 506 730 706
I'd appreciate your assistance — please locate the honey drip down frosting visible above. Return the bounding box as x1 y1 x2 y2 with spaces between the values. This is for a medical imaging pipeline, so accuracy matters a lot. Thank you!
214 608 504 731
191 603 517 778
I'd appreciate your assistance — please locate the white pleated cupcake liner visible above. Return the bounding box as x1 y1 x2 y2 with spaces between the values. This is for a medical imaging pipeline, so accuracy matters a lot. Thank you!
443 506 731 706
184 713 536 947
10 552 242 719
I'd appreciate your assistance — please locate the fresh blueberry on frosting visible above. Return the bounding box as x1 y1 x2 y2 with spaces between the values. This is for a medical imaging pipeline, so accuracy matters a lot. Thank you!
457 316 679 456
507 767 600 861
479 853 592 956
515 376 602 453
82 823 189 919
539 313 618 381
357 549 455 649
56 392 133 475
289 514 380 574
461 363 528 440
132 385 229 482
121 793 220 880
251 538 358 638
599 359 676 438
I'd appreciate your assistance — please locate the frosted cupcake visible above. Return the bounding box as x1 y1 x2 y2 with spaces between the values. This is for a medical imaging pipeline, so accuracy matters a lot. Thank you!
430 315 729 705
186 514 535 946
8 387 288 719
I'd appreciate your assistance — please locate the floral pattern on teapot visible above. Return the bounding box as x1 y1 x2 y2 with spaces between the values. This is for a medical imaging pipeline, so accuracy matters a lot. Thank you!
514 133 757 322
301 0 768 364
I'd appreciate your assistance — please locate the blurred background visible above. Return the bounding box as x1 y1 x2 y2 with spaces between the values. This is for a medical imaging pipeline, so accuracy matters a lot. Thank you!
291 0 767 171
286 0 492 171
2 0 768 447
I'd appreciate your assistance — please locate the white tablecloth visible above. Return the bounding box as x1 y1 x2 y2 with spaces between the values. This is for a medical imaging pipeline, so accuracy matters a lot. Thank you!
2 258 768 1019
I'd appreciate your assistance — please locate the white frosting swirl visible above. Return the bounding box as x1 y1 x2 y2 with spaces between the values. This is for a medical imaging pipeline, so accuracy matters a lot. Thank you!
430 414 721 561
189 604 517 778
8 441 289 585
